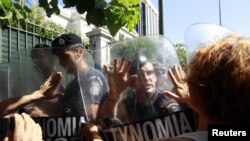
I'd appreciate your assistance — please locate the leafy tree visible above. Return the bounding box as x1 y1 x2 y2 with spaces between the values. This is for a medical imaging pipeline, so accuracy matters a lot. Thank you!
38 0 140 36
26 5 45 25
110 37 157 61
0 1 88 43
1 0 140 36
175 43 187 67
0 0 31 26
40 20 66 39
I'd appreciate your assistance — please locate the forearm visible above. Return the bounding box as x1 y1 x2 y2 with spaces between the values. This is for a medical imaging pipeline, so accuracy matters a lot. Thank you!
99 96 119 118
0 90 43 117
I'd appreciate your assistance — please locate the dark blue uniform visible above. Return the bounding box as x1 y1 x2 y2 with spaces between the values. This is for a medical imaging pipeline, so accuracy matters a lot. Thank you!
61 67 108 117
121 89 182 122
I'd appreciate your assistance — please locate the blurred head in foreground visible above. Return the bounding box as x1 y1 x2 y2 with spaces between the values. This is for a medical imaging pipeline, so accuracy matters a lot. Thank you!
187 34 250 124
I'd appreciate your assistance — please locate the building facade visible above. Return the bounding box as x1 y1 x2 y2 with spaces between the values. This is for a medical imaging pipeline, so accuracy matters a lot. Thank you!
136 0 159 35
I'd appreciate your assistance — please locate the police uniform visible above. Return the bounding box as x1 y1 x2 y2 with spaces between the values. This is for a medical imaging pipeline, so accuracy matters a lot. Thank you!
51 33 108 117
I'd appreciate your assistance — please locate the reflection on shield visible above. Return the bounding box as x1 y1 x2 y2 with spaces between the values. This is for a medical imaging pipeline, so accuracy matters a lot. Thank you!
24 47 65 117
8 49 43 98
185 23 236 63
77 51 108 122
113 35 181 122
96 35 197 141
0 46 106 140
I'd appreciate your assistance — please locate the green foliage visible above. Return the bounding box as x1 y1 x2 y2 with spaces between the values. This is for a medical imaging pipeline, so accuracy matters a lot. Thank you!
0 1 67 40
26 6 45 25
175 43 187 67
110 38 157 61
40 20 66 39
39 0 140 36
106 0 140 36
0 0 31 26
38 0 60 16
1 0 137 46
1 0 140 37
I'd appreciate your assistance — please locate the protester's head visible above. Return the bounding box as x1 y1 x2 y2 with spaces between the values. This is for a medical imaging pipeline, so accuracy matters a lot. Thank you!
31 44 55 75
52 33 84 73
129 56 157 97
186 34 250 124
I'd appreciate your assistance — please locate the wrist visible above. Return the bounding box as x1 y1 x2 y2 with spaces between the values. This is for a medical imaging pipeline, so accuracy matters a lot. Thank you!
30 90 44 101
106 95 119 103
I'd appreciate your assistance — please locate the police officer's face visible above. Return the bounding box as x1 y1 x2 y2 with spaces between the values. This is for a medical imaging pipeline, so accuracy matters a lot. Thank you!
32 50 55 73
137 62 157 95
55 48 81 74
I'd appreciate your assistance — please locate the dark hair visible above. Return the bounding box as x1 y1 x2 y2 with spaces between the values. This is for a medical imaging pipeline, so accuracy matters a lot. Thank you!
129 55 148 75
31 44 51 58
34 44 50 49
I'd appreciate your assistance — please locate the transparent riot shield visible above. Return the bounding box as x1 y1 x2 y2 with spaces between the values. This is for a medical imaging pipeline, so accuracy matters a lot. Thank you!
0 49 41 102
185 23 236 63
7 49 43 99
96 35 197 141
0 46 89 140
77 50 108 122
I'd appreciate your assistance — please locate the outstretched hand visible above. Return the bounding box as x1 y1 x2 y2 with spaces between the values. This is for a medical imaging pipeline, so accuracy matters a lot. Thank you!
163 65 189 104
38 72 64 99
104 58 137 101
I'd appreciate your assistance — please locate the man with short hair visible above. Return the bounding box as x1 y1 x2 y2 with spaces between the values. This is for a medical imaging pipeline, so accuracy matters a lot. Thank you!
31 44 56 80
99 57 182 124
23 44 64 116
52 33 108 121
